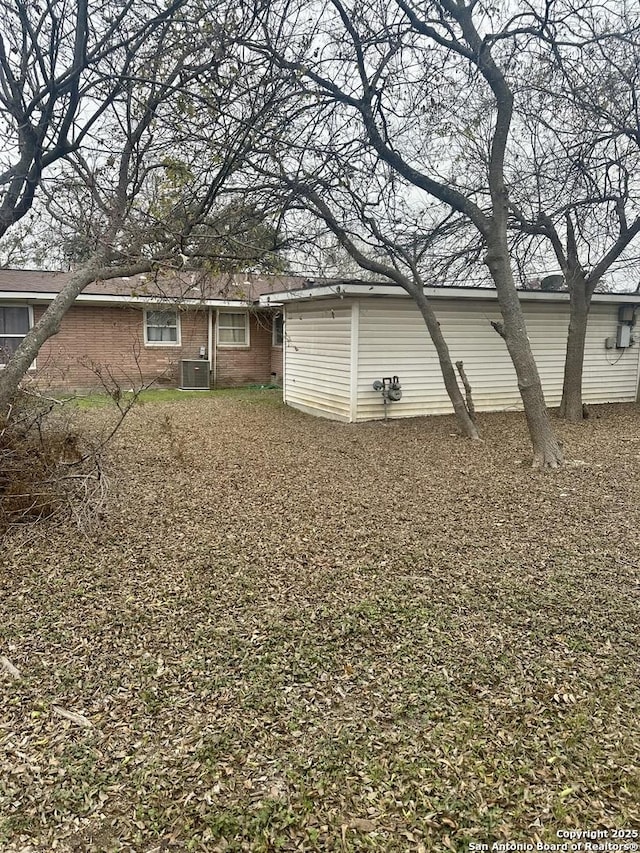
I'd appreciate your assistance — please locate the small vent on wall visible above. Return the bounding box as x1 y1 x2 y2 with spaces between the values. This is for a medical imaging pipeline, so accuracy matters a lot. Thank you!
180 360 210 390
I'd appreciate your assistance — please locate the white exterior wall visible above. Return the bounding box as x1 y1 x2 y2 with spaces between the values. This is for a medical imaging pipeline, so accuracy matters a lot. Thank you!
530 302 639 405
283 299 352 420
354 297 640 422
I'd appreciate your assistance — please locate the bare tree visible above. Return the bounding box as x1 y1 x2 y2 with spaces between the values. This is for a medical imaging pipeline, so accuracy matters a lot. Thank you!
253 122 481 438
247 0 566 466
507 0 640 421
0 0 193 237
308 194 479 437
0 2 291 415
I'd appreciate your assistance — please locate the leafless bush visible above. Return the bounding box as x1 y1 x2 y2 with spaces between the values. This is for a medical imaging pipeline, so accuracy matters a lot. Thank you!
0 361 159 536
0 390 98 534
0 386 116 536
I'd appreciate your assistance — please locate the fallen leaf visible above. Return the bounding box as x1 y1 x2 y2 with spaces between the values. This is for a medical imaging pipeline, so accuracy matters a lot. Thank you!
0 655 21 679
52 705 93 728
348 818 376 832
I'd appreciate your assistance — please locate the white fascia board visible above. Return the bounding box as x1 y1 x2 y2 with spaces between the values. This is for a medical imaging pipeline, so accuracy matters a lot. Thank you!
74 295 259 308
7 285 639 308
0 291 259 308
504 290 640 305
259 286 356 305
259 283 640 306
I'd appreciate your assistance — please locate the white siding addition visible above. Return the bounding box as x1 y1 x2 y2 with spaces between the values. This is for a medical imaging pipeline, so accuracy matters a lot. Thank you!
283 300 352 420
282 293 640 423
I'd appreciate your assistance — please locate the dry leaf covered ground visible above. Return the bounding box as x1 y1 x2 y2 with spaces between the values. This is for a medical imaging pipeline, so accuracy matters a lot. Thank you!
2 390 640 852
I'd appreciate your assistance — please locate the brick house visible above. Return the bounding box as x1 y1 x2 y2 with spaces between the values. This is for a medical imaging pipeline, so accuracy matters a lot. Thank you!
0 269 306 392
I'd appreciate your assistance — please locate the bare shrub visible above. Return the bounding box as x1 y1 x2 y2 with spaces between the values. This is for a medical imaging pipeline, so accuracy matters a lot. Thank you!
0 359 160 535
0 390 107 535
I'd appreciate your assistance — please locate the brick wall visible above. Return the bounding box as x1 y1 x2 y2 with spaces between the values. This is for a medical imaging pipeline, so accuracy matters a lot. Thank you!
214 311 274 387
270 346 283 383
33 304 209 391
29 303 284 391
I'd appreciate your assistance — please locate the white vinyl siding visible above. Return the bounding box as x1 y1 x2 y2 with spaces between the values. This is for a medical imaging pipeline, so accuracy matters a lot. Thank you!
354 298 640 421
357 298 476 421
573 304 639 404
284 301 352 420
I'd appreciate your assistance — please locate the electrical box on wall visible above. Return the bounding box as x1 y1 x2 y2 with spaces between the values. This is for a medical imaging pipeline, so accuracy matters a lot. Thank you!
607 304 638 349
619 305 635 323
616 324 632 348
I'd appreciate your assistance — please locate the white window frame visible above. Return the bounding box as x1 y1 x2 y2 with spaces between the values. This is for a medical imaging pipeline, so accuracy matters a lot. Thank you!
272 312 284 347
144 308 181 347
217 310 250 348
0 304 34 369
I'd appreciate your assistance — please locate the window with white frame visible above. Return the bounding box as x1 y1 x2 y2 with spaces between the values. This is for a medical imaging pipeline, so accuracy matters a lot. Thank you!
0 306 31 366
272 312 284 347
217 311 249 346
144 309 180 345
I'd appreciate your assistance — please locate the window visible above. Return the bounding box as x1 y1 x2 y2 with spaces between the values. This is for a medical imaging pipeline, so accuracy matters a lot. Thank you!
217 311 249 347
272 313 284 347
0 306 31 366
144 309 180 345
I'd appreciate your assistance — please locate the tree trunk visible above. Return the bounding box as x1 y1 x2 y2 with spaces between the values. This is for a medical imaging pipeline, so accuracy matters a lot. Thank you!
455 360 476 424
559 277 591 422
485 246 564 468
0 254 150 418
0 263 101 416
412 287 481 440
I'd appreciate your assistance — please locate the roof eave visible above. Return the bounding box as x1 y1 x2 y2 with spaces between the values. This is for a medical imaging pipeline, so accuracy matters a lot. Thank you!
0 291 264 308
258 283 640 305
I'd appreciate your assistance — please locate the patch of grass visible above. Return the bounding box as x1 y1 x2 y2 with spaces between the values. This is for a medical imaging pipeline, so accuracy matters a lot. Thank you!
69 386 282 408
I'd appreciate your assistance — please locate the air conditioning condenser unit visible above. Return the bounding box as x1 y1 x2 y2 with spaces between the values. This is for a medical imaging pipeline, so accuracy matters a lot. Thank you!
180 359 210 390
